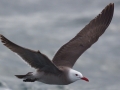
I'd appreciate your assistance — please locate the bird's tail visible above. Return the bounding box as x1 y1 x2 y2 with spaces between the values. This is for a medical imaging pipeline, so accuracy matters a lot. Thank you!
15 72 37 82
15 72 33 79
15 75 27 79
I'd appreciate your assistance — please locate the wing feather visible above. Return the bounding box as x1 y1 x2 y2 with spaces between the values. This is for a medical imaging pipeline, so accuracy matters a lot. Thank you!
52 3 114 68
0 35 61 74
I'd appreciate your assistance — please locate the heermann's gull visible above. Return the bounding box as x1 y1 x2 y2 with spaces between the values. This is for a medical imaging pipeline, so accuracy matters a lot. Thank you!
0 3 114 85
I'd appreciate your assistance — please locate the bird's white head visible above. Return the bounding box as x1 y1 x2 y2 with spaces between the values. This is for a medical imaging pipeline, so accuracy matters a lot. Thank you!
68 69 89 82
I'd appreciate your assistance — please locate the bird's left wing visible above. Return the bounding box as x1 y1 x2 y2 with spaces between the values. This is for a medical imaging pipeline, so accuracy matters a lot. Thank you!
0 35 61 74
52 3 114 68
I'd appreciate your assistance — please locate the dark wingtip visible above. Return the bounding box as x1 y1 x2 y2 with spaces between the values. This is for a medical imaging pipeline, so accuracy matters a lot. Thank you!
107 3 114 11
0 34 5 44
107 3 114 7
0 34 5 41
0 34 3 40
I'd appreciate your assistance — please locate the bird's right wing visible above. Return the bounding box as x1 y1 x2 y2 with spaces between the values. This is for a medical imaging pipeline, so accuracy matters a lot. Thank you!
52 3 114 68
0 35 61 74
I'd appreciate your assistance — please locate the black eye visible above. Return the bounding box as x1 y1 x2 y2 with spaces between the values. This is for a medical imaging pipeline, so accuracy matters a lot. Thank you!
75 74 78 76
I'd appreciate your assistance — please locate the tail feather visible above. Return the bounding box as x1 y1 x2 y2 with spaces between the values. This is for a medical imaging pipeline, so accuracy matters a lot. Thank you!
15 72 33 79
15 75 27 79
15 72 37 82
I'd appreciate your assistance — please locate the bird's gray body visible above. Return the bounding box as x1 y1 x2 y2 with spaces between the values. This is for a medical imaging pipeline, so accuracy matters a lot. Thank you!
35 67 71 85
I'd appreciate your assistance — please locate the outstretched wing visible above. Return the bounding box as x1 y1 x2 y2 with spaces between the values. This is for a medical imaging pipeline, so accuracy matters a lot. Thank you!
52 3 114 68
0 35 61 74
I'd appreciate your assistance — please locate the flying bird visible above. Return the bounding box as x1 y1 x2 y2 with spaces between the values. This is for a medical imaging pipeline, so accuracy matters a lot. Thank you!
0 3 114 85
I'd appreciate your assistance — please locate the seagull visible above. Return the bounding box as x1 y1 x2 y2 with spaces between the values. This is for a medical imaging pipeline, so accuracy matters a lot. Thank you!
0 3 114 85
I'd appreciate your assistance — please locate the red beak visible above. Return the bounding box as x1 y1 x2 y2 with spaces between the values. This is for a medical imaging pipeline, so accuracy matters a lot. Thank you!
81 77 89 82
